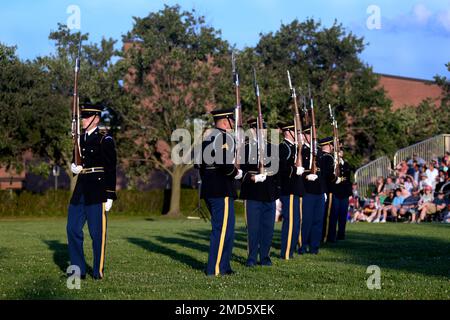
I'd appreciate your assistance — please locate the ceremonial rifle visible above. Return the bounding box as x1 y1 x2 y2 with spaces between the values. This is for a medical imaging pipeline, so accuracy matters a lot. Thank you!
309 85 317 174
252 68 265 175
232 52 243 169
71 39 82 166
328 104 341 177
287 70 303 168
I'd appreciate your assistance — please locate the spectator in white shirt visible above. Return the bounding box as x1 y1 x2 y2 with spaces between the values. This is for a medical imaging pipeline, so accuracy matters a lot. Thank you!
425 163 439 190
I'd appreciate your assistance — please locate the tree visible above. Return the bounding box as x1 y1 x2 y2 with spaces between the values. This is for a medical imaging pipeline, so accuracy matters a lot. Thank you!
120 5 231 216
434 62 450 105
434 62 450 134
0 43 66 176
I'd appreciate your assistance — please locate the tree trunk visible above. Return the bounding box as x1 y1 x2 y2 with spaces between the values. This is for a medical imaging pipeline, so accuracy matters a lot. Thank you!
165 164 193 217
166 165 184 217
66 167 77 192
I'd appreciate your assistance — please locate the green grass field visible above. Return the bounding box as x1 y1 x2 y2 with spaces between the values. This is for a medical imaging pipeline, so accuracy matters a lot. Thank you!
0 216 448 300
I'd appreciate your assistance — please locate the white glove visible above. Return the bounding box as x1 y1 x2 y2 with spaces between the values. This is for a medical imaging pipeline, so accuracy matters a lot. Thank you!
71 163 83 175
336 177 342 184
105 199 113 212
234 169 243 180
254 174 267 183
306 174 318 181
296 166 305 176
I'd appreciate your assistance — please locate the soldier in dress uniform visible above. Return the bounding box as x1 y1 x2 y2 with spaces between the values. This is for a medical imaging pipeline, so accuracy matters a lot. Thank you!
240 118 280 267
319 137 340 243
277 122 304 260
67 102 117 280
329 150 353 241
198 108 242 276
299 130 327 255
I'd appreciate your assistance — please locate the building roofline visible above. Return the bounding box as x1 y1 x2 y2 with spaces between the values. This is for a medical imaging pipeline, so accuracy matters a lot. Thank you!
376 73 436 84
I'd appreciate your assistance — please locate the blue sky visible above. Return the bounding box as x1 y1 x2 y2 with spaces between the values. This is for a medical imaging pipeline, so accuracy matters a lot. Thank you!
1 0 449 80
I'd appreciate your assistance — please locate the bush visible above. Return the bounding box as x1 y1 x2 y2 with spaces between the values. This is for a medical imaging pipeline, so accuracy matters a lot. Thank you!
0 189 245 217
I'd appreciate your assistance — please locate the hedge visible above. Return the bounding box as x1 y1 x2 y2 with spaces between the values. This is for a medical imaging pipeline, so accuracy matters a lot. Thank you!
0 189 245 217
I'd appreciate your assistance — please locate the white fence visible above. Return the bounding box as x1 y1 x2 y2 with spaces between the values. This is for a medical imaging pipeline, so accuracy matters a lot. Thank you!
393 134 450 167
354 156 392 199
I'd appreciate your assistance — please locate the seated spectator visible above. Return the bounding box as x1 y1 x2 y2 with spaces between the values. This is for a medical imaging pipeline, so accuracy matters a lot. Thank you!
352 198 377 222
396 176 405 187
407 160 418 177
383 177 397 194
419 185 434 206
436 170 447 187
395 160 408 178
381 188 404 222
420 164 427 174
399 188 420 223
404 175 416 193
399 184 411 198
437 175 450 195
391 188 405 221
409 163 420 184
407 154 426 167
418 191 446 222
418 173 429 191
443 152 450 169
376 191 395 223
375 176 385 195
438 157 448 173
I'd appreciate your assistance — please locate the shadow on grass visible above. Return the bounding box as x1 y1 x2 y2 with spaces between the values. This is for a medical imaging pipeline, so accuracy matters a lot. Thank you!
154 235 247 266
178 227 282 252
127 237 205 271
15 278 70 300
0 247 11 262
43 240 69 274
178 228 250 251
130 224 449 279
323 229 450 278
43 240 93 277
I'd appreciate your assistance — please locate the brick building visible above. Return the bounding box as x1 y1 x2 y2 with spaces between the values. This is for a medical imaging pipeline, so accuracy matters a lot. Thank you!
377 73 443 110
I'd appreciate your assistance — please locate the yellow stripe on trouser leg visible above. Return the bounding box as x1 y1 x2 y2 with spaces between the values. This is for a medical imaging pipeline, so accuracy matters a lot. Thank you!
324 193 333 243
298 197 303 248
215 197 229 276
285 195 294 260
244 200 249 256
99 203 107 278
